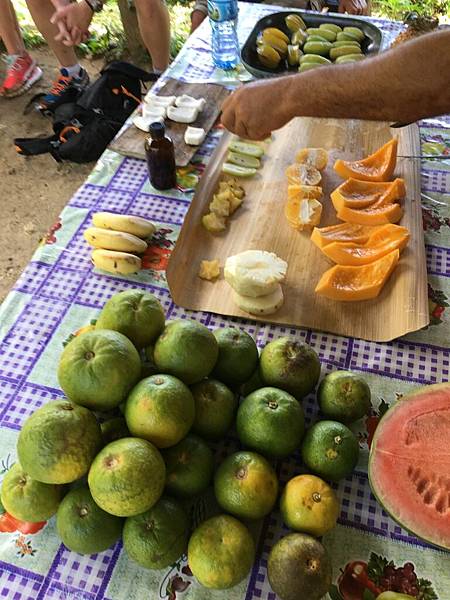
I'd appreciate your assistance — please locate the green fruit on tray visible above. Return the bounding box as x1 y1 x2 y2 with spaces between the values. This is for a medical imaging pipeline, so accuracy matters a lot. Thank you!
257 43 281 69
330 45 362 60
320 23 342 34
332 40 361 48
228 140 264 158
291 29 308 46
306 35 329 43
222 163 257 177
263 27 289 43
287 44 302 66
343 26 365 41
337 31 360 42
335 53 365 64
299 63 325 72
227 150 261 170
261 31 288 56
303 41 332 56
306 27 337 42
300 54 332 65
285 13 307 32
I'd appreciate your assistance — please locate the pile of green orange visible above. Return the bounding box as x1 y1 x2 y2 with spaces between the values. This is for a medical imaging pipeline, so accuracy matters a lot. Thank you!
0 290 372 599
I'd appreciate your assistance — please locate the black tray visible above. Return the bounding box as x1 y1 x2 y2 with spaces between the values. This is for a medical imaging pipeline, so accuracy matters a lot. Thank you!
241 10 383 78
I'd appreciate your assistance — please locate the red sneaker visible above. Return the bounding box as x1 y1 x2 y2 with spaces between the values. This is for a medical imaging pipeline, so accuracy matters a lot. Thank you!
1 53 42 98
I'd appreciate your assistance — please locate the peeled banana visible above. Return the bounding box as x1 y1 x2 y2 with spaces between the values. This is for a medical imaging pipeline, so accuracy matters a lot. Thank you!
92 250 142 275
232 285 284 315
224 250 287 298
84 227 148 254
92 212 156 239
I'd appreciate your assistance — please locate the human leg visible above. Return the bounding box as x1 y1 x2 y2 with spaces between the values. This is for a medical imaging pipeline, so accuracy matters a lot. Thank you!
134 0 170 72
0 0 42 96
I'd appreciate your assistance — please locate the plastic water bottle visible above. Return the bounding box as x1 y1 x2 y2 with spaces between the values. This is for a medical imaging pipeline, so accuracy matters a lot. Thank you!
208 0 240 70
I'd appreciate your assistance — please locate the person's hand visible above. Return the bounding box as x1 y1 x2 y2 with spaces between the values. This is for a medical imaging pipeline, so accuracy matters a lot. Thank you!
50 2 93 46
190 10 207 33
338 0 368 15
221 80 294 140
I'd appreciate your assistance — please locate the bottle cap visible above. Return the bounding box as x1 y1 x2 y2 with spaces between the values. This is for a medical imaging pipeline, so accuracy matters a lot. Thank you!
149 122 165 139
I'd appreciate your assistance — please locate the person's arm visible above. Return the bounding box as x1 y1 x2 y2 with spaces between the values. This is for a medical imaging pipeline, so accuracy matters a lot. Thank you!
338 0 367 15
221 30 450 140
191 0 208 32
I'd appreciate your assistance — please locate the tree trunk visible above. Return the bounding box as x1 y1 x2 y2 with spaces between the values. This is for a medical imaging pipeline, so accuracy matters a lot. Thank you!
117 0 150 68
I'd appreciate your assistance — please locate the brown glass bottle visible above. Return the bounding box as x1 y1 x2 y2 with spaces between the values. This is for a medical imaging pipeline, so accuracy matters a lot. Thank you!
145 122 177 190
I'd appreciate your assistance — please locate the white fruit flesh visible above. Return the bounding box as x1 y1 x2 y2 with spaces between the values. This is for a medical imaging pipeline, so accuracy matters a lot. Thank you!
225 250 287 298
232 285 284 315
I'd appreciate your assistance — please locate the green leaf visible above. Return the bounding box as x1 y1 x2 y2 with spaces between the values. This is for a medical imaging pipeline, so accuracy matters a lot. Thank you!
362 590 376 600
367 552 392 585
417 577 438 600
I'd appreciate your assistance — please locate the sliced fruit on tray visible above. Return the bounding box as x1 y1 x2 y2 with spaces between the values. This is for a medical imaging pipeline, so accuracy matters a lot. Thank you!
227 151 261 170
315 248 400 301
337 201 404 225
224 250 287 298
311 223 384 248
288 184 323 200
295 147 328 170
286 163 322 186
229 139 265 158
369 383 450 550
285 196 323 230
320 225 410 266
222 163 258 178
331 177 406 211
334 138 398 182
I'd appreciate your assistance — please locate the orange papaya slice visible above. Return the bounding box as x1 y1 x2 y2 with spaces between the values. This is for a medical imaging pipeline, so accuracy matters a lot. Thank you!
310 223 382 249
320 226 410 266
337 202 404 226
334 138 398 182
315 249 400 301
331 177 406 212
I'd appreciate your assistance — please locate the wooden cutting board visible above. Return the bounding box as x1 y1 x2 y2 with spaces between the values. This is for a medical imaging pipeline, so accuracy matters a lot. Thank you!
109 78 231 166
166 118 429 342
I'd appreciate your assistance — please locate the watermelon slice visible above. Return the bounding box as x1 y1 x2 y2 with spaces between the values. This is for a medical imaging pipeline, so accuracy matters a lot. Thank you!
369 383 450 550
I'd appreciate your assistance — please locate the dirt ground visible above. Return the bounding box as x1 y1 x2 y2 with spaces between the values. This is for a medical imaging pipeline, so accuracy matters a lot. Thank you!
0 49 102 303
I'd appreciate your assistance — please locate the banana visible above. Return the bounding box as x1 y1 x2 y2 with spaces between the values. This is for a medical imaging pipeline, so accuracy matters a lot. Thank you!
224 250 287 298
92 250 142 275
92 212 156 239
232 285 284 316
84 227 148 253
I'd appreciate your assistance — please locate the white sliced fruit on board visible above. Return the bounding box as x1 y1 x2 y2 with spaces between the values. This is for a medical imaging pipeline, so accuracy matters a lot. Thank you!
175 94 206 111
226 151 261 170
232 284 284 315
228 140 265 158
298 198 322 229
295 147 329 170
92 212 156 239
167 105 199 124
92 249 142 275
184 126 206 146
84 227 148 253
142 104 167 119
222 163 257 178
225 250 287 298
145 94 176 107
133 115 164 132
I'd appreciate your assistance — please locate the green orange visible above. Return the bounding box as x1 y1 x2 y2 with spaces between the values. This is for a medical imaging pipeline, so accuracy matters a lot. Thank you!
123 496 189 569
318 370 371 423
163 434 214 498
88 437 165 517
191 378 237 441
214 451 278 520
236 387 305 458
125 374 195 448
17 400 102 484
188 514 255 589
212 327 258 386
301 420 359 482
280 474 339 536
1 463 63 522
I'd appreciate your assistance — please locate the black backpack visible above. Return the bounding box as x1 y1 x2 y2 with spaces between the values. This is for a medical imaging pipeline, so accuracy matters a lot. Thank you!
14 61 156 163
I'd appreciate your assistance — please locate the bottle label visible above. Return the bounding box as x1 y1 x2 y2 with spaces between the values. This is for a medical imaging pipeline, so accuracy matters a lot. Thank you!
207 0 237 22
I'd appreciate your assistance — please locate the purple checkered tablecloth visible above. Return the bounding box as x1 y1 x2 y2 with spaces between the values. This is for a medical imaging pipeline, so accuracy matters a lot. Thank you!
1 5 450 599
